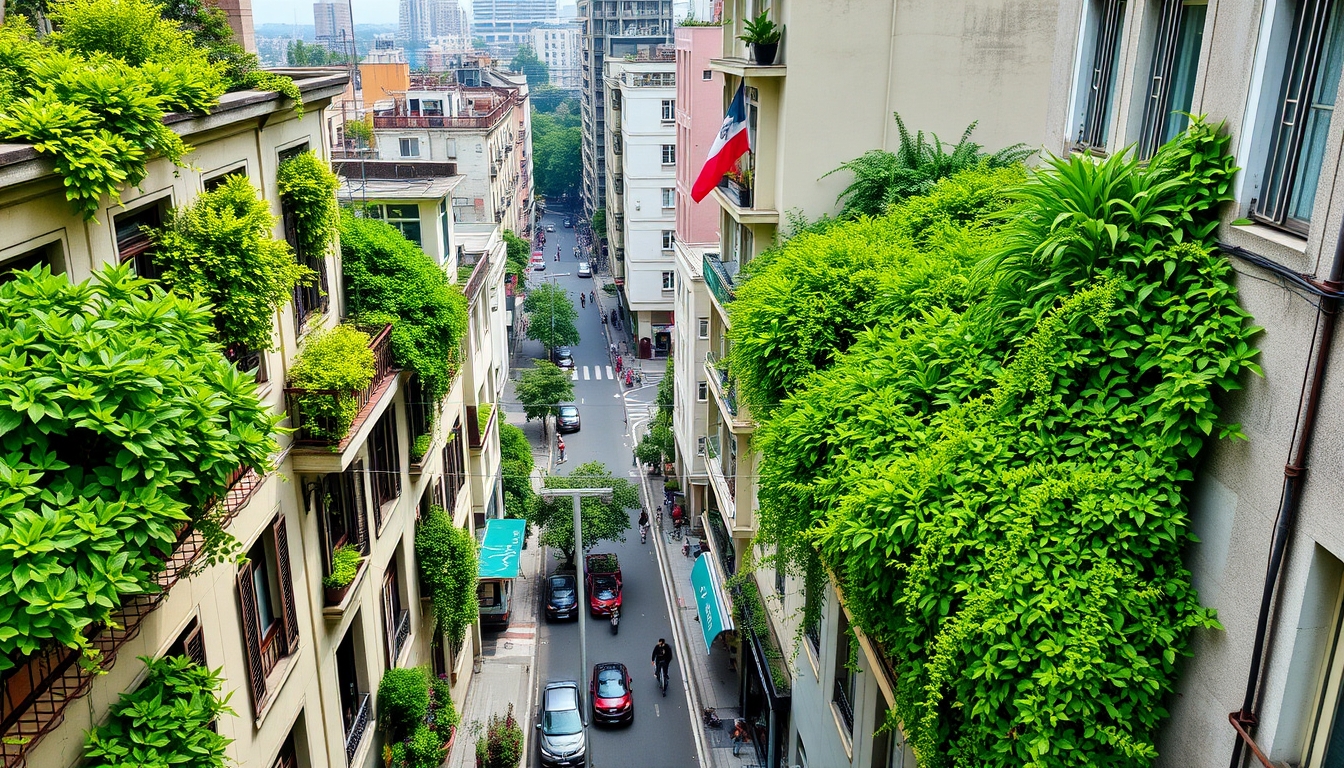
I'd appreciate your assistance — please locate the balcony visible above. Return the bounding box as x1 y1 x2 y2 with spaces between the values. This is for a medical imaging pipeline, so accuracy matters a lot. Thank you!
833 678 855 734
462 252 491 302
709 56 787 79
705 352 752 432
390 609 411 664
343 692 371 764
287 324 402 473
703 253 737 308
704 434 735 512
467 402 497 451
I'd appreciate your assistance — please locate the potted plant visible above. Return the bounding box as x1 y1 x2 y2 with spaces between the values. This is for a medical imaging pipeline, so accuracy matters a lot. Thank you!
323 544 364 605
380 668 460 768
738 7 782 65
410 433 432 467
474 705 523 768
720 167 753 207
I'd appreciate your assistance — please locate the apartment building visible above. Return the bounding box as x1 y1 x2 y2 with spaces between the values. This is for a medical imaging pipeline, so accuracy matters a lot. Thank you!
532 22 584 90
577 0 674 224
1042 2 1344 766
0 68 508 768
473 0 559 57
313 1 353 50
603 54 678 358
670 23 722 533
366 68 535 237
689 2 1062 767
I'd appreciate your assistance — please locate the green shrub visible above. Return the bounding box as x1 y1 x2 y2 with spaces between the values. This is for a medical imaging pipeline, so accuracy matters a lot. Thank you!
378 667 430 741
411 433 432 463
475 704 523 768
322 544 363 589
400 724 449 768
151 174 312 352
415 506 479 647
478 402 493 434
289 324 376 440
499 422 535 520
84 655 234 768
430 674 459 732
502 229 530 287
0 264 277 671
340 213 470 401
277 151 340 261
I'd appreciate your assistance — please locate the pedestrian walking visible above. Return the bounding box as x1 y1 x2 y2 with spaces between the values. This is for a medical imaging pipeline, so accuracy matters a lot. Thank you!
732 720 749 756
556 436 566 464
581 293 586 308
589 290 595 304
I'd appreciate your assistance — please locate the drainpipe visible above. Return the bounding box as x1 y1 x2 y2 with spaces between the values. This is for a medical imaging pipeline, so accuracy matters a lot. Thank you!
1228 223 1344 768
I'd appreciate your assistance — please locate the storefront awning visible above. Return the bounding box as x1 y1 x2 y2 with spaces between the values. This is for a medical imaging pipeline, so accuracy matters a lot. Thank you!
691 553 735 653
478 518 527 579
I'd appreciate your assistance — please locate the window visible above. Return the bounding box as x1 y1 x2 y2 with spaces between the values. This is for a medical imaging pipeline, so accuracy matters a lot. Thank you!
165 616 207 667
662 271 675 290
280 144 328 333
661 99 675 121
237 514 299 712
662 188 675 208
320 463 370 574
272 731 298 768
382 561 410 666
832 611 855 734
662 144 676 165
697 380 708 401
662 230 675 250
369 406 402 523
335 625 370 761
204 165 246 192
698 317 709 339
1137 1 1208 159
442 418 467 509
399 137 420 157
372 203 423 247
0 240 64 284
438 200 451 259
1254 0 1344 233
114 201 165 280
1075 0 1128 150
702 69 712 80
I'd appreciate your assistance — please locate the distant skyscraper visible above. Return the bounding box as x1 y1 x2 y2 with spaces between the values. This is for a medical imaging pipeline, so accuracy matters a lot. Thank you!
313 1 353 49
434 0 468 39
400 0 433 44
472 0 559 57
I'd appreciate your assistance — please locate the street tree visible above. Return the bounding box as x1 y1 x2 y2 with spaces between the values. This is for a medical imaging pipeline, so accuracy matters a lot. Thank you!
634 357 675 472
499 422 535 519
515 361 574 437
502 229 530 288
531 111 581 200
531 462 639 567
509 45 549 87
523 282 580 352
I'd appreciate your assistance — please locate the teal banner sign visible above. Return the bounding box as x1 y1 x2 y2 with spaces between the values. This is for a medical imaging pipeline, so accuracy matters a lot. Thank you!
690 554 734 653
478 518 527 579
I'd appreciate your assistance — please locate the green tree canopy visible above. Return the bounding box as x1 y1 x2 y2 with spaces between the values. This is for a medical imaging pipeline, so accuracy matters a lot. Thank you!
499 422 535 519
590 207 607 244
529 83 576 113
287 39 350 66
523 282 580 351
529 462 638 566
514 362 574 437
0 264 279 672
531 110 581 200
635 357 675 471
509 44 549 87
502 229 530 288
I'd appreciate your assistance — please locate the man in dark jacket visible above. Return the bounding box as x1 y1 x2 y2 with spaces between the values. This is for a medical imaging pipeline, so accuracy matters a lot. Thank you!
651 638 673 694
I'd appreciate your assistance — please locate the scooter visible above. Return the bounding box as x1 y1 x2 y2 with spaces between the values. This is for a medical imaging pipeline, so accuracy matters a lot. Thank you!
609 606 620 635
702 708 723 729
625 370 634 387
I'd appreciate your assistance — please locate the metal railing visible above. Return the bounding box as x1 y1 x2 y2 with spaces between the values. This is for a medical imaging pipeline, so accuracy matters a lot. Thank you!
463 252 491 301
373 108 509 130
392 610 411 662
703 253 737 306
833 678 855 733
343 692 371 763
285 324 398 446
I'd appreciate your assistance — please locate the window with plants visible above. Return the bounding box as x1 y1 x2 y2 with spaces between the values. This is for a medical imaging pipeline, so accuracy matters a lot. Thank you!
725 572 790 693
289 324 376 440
0 0 303 221
322 543 364 590
277 151 341 260
150 174 312 353
83 655 234 768
502 229 530 288
378 666 460 768
0 264 278 672
734 121 1260 767
414 506 479 648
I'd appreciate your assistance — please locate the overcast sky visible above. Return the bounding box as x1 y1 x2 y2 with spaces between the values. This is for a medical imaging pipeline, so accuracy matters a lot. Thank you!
254 0 421 28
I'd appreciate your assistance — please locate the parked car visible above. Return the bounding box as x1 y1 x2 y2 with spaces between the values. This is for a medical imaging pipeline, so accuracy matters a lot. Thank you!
577 262 592 278
547 223 556 232
545 574 579 621
557 405 581 433
590 662 634 725
531 251 546 272
555 346 574 369
538 681 587 767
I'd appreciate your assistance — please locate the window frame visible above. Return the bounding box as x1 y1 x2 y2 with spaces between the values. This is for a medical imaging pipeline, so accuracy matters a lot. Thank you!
1137 0 1208 160
698 380 708 401
698 317 709 339
662 230 675 250
661 188 675 208
661 144 676 165
1075 0 1129 151
114 198 168 280
369 406 402 526
661 99 675 122
237 514 300 713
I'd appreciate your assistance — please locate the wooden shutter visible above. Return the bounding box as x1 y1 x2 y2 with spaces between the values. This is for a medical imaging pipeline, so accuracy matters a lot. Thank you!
350 462 370 553
382 575 397 667
273 516 301 656
319 474 337 576
182 620 207 667
236 563 268 708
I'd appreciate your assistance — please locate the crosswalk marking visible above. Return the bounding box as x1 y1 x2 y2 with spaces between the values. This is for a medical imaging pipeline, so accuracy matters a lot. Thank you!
606 365 614 379
583 366 591 380
570 368 578 380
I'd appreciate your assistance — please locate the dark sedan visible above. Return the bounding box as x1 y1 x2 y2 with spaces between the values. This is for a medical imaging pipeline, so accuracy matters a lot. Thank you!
589 662 634 725
546 574 579 621
557 405 581 433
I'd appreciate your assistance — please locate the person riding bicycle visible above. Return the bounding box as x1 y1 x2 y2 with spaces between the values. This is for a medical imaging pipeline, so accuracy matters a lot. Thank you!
651 639 673 694
638 510 649 542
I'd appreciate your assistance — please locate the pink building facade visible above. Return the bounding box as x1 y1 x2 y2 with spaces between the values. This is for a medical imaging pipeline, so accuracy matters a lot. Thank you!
674 25 723 247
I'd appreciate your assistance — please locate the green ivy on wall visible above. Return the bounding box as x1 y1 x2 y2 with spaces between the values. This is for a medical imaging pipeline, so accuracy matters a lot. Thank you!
738 122 1260 767
289 324 376 440
277 151 340 260
151 174 313 352
415 506 479 648
0 264 279 672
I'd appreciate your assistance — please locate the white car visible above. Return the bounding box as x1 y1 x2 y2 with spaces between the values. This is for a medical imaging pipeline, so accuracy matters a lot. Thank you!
546 224 556 232
577 262 592 278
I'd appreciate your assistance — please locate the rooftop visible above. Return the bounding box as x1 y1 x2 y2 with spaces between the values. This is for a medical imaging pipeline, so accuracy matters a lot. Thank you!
337 175 463 201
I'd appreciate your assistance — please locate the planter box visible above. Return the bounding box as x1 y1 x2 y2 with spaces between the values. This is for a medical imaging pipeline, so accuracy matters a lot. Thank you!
718 178 752 208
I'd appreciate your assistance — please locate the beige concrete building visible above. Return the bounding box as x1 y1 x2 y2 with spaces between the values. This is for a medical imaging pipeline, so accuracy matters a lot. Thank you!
688 2 1064 767
0 67 508 768
1043 2 1344 766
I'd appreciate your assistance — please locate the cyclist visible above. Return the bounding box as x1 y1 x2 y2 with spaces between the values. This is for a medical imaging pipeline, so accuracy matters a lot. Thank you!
638 509 650 543
651 638 673 696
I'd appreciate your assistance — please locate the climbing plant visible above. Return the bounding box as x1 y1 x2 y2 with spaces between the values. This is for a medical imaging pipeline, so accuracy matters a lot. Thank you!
0 264 278 672
743 122 1259 767
289 324 376 440
277 151 341 261
340 213 469 401
415 506 479 647
151 174 312 352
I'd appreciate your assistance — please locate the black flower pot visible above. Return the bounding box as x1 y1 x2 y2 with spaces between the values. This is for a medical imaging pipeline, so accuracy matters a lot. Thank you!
750 42 778 66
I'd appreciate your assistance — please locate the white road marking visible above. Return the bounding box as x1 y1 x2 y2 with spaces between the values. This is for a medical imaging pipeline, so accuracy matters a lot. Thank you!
655 704 661 718
571 368 578 380
583 366 591 380
606 365 614 379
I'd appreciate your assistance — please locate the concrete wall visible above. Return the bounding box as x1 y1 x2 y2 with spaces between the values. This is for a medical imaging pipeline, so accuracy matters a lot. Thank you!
674 25 723 247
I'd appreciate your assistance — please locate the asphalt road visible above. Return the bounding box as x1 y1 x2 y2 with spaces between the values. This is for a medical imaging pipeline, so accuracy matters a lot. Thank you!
525 210 698 768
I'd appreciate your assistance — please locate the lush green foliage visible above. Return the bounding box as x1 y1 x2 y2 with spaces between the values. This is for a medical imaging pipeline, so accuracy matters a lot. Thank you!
278 151 341 261
744 123 1258 766
499 423 535 520
289 324 376 440
381 666 459 768
635 357 675 468
378 667 431 740
287 39 351 66
411 433 432 462
415 506 479 647
737 6 782 44
514 362 574 436
509 45 549 87
825 113 1033 220
530 462 638 566
474 704 523 768
725 573 789 692
478 402 493 434
528 84 576 114
591 207 606 244
84 656 233 768
151 174 311 352
322 543 363 589
340 213 469 400
523 282 580 351
0 264 277 671
502 229 530 288
531 109 581 200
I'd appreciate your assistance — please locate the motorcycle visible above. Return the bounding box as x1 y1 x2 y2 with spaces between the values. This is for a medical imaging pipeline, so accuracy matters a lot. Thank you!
610 606 620 635
702 708 722 728
625 369 634 387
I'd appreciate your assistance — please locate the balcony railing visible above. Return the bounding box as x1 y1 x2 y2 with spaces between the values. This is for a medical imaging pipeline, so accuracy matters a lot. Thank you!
372 102 511 130
703 253 737 306
704 351 740 418
391 610 411 662
343 692 371 763
467 403 496 451
462 252 491 301
703 435 735 508
285 324 398 447
833 679 855 733
0 465 264 767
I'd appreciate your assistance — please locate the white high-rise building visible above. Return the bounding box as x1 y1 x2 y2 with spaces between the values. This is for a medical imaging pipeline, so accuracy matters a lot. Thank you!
313 0 352 46
531 23 582 89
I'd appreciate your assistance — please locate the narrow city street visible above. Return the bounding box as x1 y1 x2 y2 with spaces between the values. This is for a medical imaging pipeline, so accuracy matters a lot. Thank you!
515 210 698 768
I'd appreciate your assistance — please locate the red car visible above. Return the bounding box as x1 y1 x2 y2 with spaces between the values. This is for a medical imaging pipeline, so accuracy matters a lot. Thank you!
588 574 622 616
590 662 634 725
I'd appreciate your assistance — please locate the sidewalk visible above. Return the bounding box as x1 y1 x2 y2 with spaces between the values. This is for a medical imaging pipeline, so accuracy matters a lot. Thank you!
446 400 552 767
